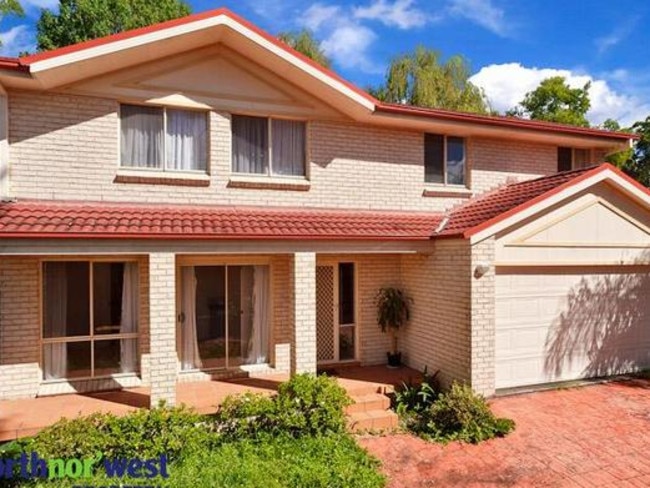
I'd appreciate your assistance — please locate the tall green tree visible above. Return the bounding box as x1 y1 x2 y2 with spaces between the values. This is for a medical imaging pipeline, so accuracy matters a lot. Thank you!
36 0 191 51
0 0 22 17
278 29 331 69
370 46 490 114
507 76 591 127
607 117 650 187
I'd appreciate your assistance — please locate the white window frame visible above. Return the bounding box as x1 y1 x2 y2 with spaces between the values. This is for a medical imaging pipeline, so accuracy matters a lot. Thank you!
425 134 467 187
118 104 209 173
40 258 140 382
231 114 307 178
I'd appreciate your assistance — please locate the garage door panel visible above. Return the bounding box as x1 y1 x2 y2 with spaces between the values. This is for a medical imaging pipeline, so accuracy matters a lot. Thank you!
496 269 650 389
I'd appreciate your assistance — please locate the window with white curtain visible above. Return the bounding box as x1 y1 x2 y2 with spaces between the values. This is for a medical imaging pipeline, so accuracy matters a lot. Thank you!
120 104 208 172
232 114 306 177
41 261 139 380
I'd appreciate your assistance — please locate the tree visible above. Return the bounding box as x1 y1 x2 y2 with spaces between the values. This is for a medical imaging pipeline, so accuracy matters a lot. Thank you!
0 0 22 17
370 46 490 114
277 29 331 68
601 118 622 132
36 0 191 51
507 76 591 127
607 117 650 187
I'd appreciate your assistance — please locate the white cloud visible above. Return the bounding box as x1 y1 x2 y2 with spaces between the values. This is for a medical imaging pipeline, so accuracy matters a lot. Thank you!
0 25 35 56
470 62 650 126
595 17 639 55
299 3 382 73
302 3 341 31
448 0 509 37
21 0 58 8
353 0 429 29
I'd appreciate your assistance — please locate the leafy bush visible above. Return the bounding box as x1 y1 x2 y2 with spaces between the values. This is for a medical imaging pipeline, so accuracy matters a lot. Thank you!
216 392 278 439
28 403 208 461
421 383 515 443
274 373 351 436
394 368 441 417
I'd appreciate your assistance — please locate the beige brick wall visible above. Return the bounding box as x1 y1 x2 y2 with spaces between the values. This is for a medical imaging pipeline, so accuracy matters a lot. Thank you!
400 240 472 386
0 257 41 399
291 252 316 374
148 253 178 406
8 90 577 212
471 138 556 194
470 238 496 396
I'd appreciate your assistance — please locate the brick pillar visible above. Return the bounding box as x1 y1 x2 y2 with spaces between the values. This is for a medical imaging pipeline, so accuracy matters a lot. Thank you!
470 237 496 397
148 253 178 407
292 252 317 374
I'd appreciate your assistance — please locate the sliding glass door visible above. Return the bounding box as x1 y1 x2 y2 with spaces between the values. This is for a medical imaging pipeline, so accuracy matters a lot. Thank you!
180 264 270 370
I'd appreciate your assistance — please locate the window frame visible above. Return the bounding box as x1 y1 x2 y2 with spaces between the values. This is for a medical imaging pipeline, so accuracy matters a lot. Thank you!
40 258 140 382
558 146 592 172
231 114 308 178
424 133 467 187
118 103 209 174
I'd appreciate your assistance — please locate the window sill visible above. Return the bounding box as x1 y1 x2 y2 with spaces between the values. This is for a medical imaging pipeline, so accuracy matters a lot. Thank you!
227 175 310 191
114 170 210 187
422 185 473 198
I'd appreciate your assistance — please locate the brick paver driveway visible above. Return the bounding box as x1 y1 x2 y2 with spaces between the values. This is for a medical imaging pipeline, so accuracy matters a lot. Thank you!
359 379 650 487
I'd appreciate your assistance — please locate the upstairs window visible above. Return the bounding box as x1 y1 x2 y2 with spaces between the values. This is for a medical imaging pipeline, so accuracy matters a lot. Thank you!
424 133 466 186
120 104 208 172
232 115 306 177
557 147 591 172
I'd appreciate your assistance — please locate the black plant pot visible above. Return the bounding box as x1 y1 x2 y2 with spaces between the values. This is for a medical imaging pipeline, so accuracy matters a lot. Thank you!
387 352 402 368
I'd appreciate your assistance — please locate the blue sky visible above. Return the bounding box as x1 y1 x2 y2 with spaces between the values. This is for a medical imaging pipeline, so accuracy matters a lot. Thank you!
3 0 650 125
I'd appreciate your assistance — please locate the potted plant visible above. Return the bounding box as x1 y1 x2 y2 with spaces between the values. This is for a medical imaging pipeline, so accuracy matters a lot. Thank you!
375 287 412 368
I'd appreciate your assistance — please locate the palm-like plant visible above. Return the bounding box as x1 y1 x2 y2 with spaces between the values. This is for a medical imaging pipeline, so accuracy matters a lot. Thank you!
375 287 412 361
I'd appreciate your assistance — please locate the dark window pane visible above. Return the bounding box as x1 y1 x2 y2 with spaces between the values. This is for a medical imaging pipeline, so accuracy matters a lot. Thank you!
194 266 226 369
271 119 306 176
339 326 355 361
447 137 465 185
424 133 444 183
558 147 573 172
338 263 355 325
43 342 91 380
93 263 124 335
43 262 90 338
120 104 163 168
232 115 268 174
94 339 138 376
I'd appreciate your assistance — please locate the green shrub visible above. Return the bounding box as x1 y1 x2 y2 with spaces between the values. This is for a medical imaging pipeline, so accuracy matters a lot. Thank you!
394 368 441 417
29 404 209 461
421 383 515 443
216 392 277 439
215 374 351 440
275 374 351 436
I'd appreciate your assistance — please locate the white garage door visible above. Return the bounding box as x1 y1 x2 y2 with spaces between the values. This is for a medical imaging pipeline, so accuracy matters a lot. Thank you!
495 268 650 389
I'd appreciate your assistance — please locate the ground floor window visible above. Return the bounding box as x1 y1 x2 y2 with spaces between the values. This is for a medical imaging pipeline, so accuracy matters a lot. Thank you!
180 264 270 370
41 261 139 380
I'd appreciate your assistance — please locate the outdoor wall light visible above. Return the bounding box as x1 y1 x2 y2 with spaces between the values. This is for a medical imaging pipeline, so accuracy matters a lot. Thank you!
474 262 491 279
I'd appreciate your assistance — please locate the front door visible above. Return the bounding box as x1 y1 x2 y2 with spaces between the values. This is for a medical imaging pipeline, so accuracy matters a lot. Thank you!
316 262 357 364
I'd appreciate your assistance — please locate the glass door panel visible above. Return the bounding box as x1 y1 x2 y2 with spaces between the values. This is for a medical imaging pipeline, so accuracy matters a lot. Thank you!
194 266 226 369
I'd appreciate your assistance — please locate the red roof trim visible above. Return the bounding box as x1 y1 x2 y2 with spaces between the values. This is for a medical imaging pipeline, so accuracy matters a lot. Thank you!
376 103 637 141
461 164 633 239
0 56 28 72
0 232 429 241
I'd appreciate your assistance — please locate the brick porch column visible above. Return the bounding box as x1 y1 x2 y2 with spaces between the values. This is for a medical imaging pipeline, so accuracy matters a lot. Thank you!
292 252 317 374
470 237 496 397
148 252 178 407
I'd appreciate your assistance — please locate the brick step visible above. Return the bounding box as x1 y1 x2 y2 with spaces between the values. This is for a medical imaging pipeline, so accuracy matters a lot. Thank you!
347 409 399 433
338 379 396 397
345 393 391 414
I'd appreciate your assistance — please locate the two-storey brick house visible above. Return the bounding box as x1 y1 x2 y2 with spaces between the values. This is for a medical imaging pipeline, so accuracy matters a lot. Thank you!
0 8 648 406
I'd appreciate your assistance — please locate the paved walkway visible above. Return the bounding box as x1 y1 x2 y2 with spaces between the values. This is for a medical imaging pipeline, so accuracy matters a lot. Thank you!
360 379 650 487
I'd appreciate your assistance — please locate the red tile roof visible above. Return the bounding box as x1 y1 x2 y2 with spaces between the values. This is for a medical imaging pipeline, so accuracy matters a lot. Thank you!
0 201 444 240
437 165 608 238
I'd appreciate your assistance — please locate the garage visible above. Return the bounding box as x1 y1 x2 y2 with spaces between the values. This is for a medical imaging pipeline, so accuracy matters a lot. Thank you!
489 176 650 390
495 267 650 389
